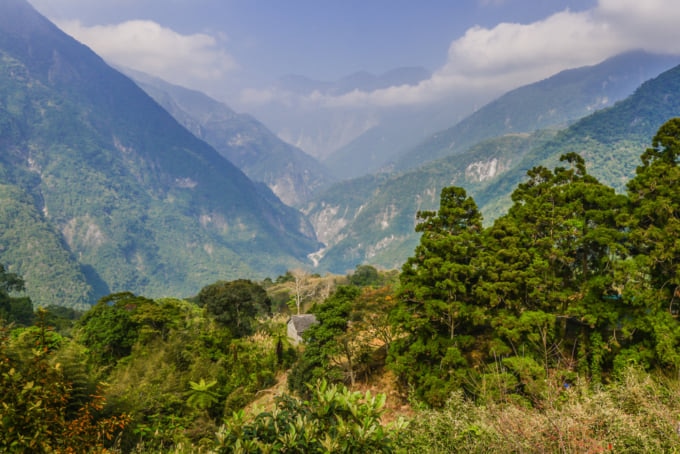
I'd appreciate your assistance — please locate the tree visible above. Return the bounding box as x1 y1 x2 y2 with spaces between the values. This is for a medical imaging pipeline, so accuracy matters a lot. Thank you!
288 286 360 394
289 268 315 315
389 186 485 405
197 279 271 337
75 292 153 365
186 379 220 411
0 322 129 452
624 118 680 370
0 264 33 326
349 264 381 287
477 154 628 377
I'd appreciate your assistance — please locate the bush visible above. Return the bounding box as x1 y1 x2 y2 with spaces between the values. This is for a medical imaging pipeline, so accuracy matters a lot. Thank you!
215 380 406 453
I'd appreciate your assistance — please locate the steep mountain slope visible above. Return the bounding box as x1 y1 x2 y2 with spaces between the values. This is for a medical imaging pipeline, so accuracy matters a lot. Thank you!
477 62 680 210
0 0 320 308
125 69 334 207
394 51 679 172
306 131 556 271
309 61 680 273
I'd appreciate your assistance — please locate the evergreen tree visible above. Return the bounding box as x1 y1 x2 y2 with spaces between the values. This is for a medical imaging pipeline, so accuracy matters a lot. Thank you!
477 154 628 377
625 118 680 370
389 187 485 405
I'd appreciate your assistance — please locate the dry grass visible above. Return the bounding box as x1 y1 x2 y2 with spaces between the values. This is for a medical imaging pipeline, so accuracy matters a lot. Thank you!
398 367 680 453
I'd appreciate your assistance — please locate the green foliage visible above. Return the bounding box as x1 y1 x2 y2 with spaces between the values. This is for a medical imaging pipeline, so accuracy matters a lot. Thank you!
288 286 360 395
0 322 129 452
67 294 286 450
0 262 34 326
388 121 680 405
197 279 271 337
0 184 94 310
389 187 484 405
348 264 381 287
186 378 220 410
216 379 405 453
75 292 154 366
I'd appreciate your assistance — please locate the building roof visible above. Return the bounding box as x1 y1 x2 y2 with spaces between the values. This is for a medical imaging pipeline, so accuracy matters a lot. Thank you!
289 314 318 333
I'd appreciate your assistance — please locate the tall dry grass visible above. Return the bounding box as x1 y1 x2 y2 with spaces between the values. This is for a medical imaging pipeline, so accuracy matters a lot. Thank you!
397 367 680 453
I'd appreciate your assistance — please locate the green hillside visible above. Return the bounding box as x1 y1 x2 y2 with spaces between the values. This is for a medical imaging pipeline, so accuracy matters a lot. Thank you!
310 62 680 274
394 51 679 172
0 0 320 308
126 69 334 207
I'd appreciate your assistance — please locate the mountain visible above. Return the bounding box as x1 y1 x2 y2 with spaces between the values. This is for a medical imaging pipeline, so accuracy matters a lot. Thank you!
307 60 680 273
0 0 320 308
393 51 680 172
245 67 437 165
305 131 556 272
319 51 678 181
276 67 431 96
124 69 334 207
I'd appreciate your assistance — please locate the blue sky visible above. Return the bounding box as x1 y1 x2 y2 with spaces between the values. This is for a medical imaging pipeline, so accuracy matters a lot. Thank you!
27 0 680 114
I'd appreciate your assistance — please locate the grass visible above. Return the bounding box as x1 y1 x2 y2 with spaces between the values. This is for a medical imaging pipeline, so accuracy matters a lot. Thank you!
397 367 680 453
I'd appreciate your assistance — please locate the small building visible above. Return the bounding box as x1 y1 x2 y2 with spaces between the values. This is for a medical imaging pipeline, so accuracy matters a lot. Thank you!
287 314 318 345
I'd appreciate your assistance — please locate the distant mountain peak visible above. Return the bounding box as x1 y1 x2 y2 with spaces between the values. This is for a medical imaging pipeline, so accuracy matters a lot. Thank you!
276 66 431 96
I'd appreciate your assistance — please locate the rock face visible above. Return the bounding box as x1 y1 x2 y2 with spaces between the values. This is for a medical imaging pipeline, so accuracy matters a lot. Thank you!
0 0 321 307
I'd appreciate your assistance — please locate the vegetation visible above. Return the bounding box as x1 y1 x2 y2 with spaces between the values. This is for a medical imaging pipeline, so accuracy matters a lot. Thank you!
216 380 405 453
309 62 680 274
0 11 322 309
4 117 680 452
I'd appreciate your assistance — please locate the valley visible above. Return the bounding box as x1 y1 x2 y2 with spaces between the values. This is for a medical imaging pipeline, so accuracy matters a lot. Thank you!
3 1 680 451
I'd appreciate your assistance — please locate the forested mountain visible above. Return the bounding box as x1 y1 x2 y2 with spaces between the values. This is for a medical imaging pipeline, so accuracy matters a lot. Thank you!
0 0 320 308
394 51 679 172
124 69 334 207
5 119 680 451
308 61 680 273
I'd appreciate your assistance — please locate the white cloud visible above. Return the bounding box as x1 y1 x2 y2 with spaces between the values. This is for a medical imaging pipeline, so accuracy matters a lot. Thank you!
244 0 680 110
50 0 680 112
56 19 238 88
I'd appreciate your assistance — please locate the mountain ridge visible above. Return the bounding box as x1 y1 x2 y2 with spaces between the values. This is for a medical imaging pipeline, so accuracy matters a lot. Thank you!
123 68 334 207
0 0 320 308
307 56 680 273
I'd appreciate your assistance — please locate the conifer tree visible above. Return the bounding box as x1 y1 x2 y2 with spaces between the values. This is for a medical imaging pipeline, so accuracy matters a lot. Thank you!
625 117 680 370
390 187 484 405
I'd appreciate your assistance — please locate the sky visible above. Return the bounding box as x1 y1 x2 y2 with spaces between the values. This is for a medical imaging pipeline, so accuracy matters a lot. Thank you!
26 0 680 114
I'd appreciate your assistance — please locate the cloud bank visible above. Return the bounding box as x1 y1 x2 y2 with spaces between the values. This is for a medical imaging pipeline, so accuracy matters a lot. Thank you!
55 0 680 110
57 19 238 89
243 0 680 109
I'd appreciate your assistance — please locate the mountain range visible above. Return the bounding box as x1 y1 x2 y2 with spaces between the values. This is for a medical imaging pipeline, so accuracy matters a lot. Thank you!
123 68 334 207
305 53 680 273
2 0 680 307
0 0 320 308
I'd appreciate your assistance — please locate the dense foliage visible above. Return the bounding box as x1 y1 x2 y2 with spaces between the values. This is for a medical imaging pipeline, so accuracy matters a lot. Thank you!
387 120 680 406
216 380 405 453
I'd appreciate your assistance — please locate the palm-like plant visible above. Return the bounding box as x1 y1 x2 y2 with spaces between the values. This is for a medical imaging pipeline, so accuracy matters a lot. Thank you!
186 378 219 410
